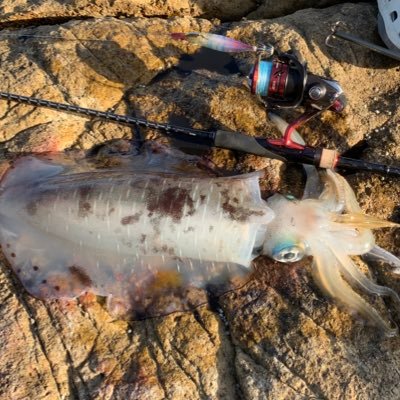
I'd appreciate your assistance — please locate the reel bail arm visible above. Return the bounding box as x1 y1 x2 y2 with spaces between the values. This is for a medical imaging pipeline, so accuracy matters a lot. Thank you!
267 109 321 150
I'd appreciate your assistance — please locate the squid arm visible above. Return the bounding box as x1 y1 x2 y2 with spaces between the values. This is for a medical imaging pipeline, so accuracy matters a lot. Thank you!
269 113 400 335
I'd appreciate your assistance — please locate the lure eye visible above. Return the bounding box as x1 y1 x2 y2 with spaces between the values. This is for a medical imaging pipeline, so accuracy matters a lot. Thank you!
272 245 305 263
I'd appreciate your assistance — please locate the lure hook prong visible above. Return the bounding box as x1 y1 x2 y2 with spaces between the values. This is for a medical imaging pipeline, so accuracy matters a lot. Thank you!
325 20 400 61
325 21 346 48
256 42 275 57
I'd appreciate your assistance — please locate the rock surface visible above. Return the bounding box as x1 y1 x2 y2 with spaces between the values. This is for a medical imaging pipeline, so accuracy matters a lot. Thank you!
0 1 399 399
247 0 369 19
0 0 371 22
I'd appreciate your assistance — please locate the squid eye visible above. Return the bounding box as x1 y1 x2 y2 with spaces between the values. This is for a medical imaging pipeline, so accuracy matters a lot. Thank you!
272 245 305 263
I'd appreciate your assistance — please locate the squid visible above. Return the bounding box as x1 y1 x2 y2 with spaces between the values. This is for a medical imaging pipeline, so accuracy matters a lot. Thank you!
0 125 398 334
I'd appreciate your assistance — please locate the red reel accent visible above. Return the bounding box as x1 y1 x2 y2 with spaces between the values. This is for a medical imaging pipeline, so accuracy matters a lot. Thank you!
330 98 345 113
268 61 289 98
268 109 321 150
250 60 259 95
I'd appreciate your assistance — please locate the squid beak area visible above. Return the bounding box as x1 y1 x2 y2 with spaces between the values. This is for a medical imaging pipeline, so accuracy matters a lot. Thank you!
333 212 399 230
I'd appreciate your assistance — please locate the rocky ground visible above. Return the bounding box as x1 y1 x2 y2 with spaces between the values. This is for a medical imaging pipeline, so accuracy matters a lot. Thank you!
0 1 399 399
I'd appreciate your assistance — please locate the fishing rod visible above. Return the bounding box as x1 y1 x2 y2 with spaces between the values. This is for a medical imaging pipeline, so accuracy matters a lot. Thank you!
0 30 347 151
0 90 399 177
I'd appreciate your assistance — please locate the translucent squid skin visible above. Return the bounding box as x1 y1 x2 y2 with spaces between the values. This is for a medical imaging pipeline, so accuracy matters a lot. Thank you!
0 144 399 331
0 149 273 315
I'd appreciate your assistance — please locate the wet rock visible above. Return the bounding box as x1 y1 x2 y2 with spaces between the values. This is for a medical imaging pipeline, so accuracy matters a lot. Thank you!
248 0 370 19
0 2 399 400
0 0 256 22
0 0 367 22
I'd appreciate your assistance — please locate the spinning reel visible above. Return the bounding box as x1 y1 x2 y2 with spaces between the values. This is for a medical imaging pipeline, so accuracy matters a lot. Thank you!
172 32 347 150
249 51 345 113
0 29 399 177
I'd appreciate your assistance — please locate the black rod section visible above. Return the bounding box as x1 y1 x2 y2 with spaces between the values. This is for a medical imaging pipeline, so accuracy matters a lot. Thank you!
258 139 400 177
1 90 400 177
336 156 400 176
0 91 216 146
0 91 284 161
332 30 400 62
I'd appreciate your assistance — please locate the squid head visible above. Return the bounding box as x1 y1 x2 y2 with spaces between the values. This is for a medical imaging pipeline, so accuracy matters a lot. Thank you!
261 168 400 336
264 114 400 336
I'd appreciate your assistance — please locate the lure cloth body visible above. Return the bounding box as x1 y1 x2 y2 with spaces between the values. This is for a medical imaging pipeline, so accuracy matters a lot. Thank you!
0 146 273 316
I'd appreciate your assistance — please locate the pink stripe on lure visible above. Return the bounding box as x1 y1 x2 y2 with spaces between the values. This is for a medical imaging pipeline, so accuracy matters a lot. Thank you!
171 32 256 53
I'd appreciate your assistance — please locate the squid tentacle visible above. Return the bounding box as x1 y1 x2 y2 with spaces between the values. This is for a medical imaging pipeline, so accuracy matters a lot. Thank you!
311 241 398 337
332 172 363 213
332 246 400 302
268 112 399 334
318 170 347 213
364 245 400 274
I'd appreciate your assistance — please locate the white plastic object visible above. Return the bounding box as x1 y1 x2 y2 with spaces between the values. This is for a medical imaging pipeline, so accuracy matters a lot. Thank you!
378 0 400 50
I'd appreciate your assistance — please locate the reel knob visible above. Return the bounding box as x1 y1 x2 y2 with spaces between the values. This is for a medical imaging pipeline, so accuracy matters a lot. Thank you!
308 84 326 101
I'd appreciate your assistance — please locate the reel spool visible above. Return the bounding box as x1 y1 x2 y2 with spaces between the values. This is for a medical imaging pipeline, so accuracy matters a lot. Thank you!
248 51 347 149
249 52 346 113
